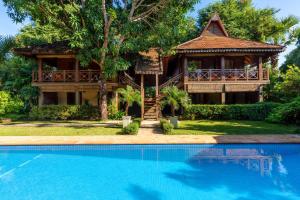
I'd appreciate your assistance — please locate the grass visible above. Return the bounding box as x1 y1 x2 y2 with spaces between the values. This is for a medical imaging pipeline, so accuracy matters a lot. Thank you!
172 120 300 135
0 126 121 136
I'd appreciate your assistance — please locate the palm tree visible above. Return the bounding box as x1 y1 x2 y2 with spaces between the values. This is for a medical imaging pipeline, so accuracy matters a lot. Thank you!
117 85 141 116
0 35 16 63
161 86 190 117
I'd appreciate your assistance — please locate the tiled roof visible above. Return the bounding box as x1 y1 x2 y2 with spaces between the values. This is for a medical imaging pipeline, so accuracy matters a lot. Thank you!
177 36 284 52
176 13 284 53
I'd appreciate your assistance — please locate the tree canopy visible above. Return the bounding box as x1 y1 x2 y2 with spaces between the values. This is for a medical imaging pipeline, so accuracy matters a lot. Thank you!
197 0 299 45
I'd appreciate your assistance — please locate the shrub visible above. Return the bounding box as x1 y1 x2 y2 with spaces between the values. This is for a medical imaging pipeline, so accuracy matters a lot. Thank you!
29 105 99 120
122 122 139 135
183 103 280 121
108 111 125 120
133 118 142 126
0 91 24 115
267 97 300 125
160 119 174 134
162 121 174 134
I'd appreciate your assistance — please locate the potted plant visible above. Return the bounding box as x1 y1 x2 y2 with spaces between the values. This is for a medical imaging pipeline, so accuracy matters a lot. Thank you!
117 86 141 127
161 86 190 128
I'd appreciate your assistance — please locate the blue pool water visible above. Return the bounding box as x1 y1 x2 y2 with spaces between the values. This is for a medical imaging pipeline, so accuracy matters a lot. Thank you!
0 144 300 200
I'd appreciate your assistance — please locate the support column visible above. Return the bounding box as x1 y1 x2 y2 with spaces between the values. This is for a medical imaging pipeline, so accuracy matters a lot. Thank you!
75 59 79 82
38 58 43 82
141 74 144 120
155 73 159 120
112 90 119 111
75 91 80 105
221 56 225 81
259 56 263 81
183 56 188 91
38 91 44 107
259 85 264 102
221 92 226 104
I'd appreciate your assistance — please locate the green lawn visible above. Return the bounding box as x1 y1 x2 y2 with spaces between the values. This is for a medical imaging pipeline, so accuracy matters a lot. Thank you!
172 120 300 135
0 126 121 136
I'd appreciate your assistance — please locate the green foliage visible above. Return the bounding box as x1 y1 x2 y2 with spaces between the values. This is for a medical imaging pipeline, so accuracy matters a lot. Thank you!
161 86 190 116
121 122 139 135
198 0 299 45
281 47 300 72
267 97 300 125
0 91 24 115
145 87 156 98
117 86 141 116
0 35 16 63
0 56 39 110
29 105 99 120
160 119 174 134
133 118 142 126
108 99 124 120
183 103 280 121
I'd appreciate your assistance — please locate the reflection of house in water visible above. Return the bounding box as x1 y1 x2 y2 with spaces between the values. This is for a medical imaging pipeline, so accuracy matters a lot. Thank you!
189 148 273 176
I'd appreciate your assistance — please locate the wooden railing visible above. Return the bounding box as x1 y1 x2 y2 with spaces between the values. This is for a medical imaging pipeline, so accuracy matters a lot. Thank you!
32 70 116 83
188 69 269 82
159 73 183 90
118 72 141 90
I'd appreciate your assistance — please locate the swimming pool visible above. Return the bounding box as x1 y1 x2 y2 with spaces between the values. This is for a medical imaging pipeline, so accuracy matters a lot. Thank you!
0 144 299 200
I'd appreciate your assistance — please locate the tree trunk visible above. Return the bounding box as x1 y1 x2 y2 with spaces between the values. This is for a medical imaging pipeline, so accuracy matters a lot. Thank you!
171 104 175 117
125 103 129 116
99 75 108 120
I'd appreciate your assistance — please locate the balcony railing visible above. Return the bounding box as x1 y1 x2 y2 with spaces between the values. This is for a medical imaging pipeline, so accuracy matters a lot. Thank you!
32 70 110 83
187 69 269 82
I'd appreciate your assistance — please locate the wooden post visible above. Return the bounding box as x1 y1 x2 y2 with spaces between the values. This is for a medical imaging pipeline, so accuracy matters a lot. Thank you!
115 91 119 111
75 91 80 105
221 92 226 104
141 74 144 120
155 73 159 120
183 56 188 91
259 56 263 81
38 58 42 82
38 91 44 107
259 85 264 102
75 59 79 82
221 56 225 81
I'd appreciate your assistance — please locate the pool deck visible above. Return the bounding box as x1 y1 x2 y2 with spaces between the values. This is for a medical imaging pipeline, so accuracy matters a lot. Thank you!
0 133 300 145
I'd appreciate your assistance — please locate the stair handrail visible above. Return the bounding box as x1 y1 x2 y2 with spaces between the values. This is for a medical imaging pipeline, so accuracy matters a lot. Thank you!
159 73 183 90
119 72 141 90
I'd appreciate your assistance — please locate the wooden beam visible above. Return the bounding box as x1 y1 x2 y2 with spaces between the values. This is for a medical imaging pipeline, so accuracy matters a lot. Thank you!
183 56 188 91
259 85 264 102
155 73 159 120
75 59 79 82
259 56 263 81
38 91 44 107
141 74 144 120
38 58 42 82
75 91 80 105
221 56 225 81
37 54 75 58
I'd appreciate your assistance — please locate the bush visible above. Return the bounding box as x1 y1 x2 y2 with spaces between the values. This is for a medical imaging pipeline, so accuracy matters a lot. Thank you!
0 91 24 115
267 97 300 125
29 105 99 120
183 103 280 121
133 118 142 126
108 111 125 120
160 119 174 134
122 122 140 135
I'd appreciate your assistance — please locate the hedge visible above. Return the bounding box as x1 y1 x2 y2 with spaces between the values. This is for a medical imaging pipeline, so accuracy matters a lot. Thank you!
0 91 24 115
267 97 300 125
121 122 140 135
29 105 99 120
160 119 174 134
183 103 280 121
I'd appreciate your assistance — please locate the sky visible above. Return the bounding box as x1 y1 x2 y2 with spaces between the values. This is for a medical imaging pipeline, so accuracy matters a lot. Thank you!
0 0 299 65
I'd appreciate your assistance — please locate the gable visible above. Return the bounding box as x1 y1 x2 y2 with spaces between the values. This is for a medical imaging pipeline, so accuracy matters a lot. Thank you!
202 21 227 37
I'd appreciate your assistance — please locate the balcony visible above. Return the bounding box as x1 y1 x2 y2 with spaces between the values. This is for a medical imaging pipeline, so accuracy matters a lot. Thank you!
32 70 115 83
187 68 269 82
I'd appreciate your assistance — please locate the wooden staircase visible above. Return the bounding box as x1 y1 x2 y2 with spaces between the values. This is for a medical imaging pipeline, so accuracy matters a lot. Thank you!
143 97 159 120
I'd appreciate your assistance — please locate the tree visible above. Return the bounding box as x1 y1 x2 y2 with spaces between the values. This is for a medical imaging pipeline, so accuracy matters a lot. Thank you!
4 0 199 120
0 35 15 63
198 0 298 43
161 86 190 117
275 65 300 101
117 85 141 116
281 46 300 72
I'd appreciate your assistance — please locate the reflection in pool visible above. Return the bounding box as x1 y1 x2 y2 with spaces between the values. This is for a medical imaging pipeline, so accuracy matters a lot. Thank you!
0 144 299 200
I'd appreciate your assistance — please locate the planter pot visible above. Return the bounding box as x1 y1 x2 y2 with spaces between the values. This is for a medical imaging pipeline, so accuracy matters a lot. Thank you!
170 116 178 128
122 116 132 128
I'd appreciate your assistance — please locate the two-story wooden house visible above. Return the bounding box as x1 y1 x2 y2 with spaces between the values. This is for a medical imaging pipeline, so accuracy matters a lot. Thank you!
15 14 284 120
